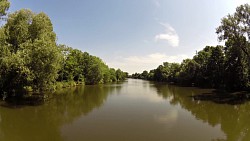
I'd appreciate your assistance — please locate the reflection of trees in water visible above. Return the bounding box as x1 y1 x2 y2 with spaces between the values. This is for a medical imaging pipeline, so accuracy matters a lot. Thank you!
152 83 250 141
0 84 122 141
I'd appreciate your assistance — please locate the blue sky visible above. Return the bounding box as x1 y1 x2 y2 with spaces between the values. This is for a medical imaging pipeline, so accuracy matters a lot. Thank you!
9 0 250 74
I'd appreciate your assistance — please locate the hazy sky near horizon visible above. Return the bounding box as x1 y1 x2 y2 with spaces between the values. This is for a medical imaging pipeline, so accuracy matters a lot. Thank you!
8 0 250 74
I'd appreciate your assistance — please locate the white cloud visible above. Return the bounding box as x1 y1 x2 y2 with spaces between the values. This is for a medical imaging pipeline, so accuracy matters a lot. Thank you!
107 53 188 74
155 23 180 47
125 53 187 64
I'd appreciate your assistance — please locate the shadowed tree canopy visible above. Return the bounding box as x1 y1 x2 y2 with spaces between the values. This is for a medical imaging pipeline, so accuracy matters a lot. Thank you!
216 4 250 90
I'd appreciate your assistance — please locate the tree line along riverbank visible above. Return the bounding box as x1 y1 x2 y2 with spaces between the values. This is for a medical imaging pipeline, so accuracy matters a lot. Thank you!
0 0 127 99
131 4 250 93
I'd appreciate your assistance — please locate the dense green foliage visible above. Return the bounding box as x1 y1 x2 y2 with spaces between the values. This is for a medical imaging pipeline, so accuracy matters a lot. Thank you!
0 0 9 19
0 2 127 98
0 9 63 95
58 46 127 85
131 46 230 89
131 4 250 91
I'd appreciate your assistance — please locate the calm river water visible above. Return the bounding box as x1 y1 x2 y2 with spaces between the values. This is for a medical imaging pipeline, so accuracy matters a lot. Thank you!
0 79 250 141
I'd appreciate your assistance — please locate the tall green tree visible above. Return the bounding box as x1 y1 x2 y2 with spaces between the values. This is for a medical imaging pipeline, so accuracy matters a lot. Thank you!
0 0 10 19
61 48 85 82
85 56 103 84
4 9 33 52
109 68 117 82
216 4 250 90
207 46 225 88
141 70 148 79
21 40 62 92
153 65 167 82
1 9 63 94
29 12 56 42
115 69 124 81
0 49 32 94
216 4 250 63
177 59 199 85
224 38 249 90
168 63 180 83
193 46 213 87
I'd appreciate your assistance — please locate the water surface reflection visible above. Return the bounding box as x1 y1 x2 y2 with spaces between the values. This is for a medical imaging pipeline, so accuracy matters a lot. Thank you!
0 79 249 141
153 82 250 141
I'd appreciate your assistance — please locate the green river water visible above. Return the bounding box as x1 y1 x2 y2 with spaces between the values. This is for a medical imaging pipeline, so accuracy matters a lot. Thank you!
0 79 250 141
